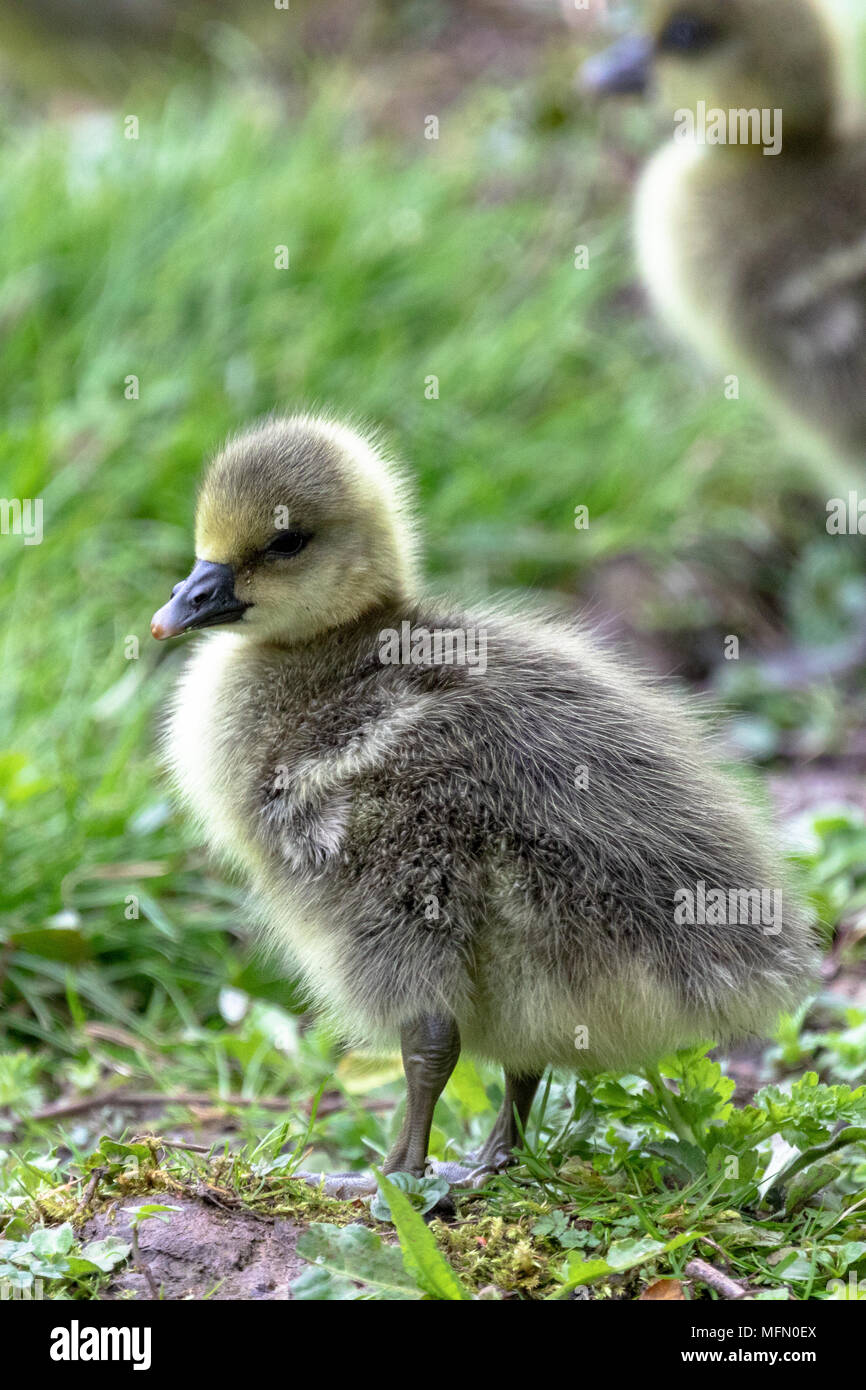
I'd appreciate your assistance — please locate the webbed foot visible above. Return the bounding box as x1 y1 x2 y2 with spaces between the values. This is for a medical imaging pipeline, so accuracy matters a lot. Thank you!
292 1170 378 1199
426 1158 497 1190
293 1160 493 1199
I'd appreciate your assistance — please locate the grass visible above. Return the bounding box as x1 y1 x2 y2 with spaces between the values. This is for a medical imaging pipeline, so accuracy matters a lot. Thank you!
1 43 866 1300
3 1040 866 1300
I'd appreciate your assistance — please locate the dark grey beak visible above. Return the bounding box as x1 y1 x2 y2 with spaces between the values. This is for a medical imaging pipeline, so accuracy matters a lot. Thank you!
151 559 249 640
581 34 654 97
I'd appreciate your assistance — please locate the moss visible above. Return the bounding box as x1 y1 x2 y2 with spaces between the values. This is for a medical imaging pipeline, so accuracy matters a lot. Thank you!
432 1213 560 1297
241 1178 370 1226
33 1188 81 1225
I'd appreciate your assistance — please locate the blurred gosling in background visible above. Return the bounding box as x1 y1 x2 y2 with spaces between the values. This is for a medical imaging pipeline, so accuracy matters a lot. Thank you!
585 0 866 484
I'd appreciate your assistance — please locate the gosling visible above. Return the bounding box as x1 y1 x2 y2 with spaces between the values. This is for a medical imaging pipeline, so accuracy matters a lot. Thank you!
584 0 866 480
151 414 816 1192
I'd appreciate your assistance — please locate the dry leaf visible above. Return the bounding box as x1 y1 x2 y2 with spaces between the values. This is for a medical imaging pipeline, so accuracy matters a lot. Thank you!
640 1278 685 1301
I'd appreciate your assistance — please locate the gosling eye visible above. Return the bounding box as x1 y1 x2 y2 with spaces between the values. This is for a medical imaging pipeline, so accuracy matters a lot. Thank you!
657 13 723 55
265 529 311 558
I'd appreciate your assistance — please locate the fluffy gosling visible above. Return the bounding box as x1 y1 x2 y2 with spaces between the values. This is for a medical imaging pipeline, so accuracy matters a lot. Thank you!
151 414 816 1192
584 0 866 480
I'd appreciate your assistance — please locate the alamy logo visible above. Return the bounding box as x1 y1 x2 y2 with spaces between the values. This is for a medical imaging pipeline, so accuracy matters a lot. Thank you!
1 1277 43 1299
0 497 43 545
378 620 487 675
673 880 782 934
827 492 866 534
674 103 783 156
826 1272 866 1300
50 1319 152 1371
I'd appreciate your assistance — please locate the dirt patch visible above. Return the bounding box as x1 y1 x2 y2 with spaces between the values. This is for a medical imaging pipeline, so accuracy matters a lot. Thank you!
84 1198 307 1300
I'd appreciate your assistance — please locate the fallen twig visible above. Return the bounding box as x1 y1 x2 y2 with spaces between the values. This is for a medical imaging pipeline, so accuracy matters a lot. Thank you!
5 1087 391 1138
130 1225 160 1301
74 1166 106 1218
684 1258 751 1301
153 1139 212 1154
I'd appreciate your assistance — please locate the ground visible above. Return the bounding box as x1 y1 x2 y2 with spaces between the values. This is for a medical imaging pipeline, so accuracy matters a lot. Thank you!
84 1199 307 1301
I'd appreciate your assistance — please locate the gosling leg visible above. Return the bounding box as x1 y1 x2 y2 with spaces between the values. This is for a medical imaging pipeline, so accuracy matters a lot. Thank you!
294 1014 460 1199
475 1071 541 1169
382 1013 462 1176
429 1070 541 1188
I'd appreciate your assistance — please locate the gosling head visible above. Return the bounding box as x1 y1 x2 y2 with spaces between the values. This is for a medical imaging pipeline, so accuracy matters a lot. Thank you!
583 0 840 146
151 415 418 646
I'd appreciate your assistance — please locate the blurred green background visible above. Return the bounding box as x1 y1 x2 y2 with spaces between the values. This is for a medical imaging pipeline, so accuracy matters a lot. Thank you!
2 0 866 1130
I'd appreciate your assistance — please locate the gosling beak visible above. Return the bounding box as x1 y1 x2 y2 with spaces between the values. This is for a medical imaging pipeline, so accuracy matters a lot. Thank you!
151 559 249 640
580 34 653 97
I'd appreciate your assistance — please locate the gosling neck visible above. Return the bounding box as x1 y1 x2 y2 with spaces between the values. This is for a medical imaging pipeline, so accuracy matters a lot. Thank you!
244 593 416 656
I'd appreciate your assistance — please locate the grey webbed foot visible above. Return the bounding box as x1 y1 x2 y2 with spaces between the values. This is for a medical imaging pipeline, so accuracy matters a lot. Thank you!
466 1140 521 1170
426 1157 497 1190
293 1170 378 1199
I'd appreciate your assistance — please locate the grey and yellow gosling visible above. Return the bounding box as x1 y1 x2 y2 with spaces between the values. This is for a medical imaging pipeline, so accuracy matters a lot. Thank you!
151 414 816 1193
584 0 866 481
